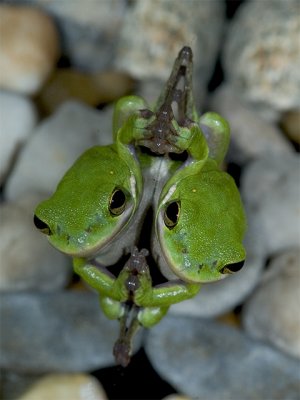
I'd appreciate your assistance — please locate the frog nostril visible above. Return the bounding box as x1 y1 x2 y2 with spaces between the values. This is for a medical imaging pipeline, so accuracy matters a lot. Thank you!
33 215 52 235
220 260 245 274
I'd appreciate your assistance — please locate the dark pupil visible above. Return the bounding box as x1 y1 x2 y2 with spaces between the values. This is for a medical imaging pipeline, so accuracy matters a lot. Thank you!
33 215 49 231
111 190 126 209
33 215 51 235
166 201 180 225
226 260 245 272
220 260 245 274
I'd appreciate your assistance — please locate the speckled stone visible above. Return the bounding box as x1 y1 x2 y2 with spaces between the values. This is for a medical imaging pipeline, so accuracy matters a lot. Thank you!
223 0 300 121
115 0 225 107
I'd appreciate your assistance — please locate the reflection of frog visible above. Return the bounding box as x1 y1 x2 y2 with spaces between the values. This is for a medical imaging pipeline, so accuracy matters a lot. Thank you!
34 47 246 366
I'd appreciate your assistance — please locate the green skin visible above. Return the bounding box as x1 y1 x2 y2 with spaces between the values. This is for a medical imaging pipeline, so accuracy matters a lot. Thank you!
34 47 246 366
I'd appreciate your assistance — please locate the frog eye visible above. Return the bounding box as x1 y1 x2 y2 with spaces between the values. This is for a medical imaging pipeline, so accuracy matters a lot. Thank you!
163 201 180 229
220 260 245 275
109 188 127 216
33 215 52 235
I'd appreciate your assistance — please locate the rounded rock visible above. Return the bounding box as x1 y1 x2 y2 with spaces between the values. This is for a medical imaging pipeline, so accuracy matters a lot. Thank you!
18 373 108 400
145 316 300 399
0 291 142 372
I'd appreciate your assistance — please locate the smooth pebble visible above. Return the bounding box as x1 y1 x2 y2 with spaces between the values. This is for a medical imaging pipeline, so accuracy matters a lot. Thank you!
145 316 300 399
0 291 142 373
17 373 108 400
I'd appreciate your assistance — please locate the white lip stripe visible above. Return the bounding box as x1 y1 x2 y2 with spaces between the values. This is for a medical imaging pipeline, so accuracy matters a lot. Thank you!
130 174 136 199
162 183 177 205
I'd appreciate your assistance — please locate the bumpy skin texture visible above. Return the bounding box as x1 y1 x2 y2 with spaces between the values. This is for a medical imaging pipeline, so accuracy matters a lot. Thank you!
34 47 246 366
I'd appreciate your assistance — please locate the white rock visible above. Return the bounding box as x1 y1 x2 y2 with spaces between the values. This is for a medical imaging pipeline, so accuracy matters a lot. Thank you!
208 85 293 164
0 91 37 184
241 153 300 257
243 248 300 359
0 4 60 95
0 199 71 291
5 101 113 201
223 0 300 121
18 373 108 400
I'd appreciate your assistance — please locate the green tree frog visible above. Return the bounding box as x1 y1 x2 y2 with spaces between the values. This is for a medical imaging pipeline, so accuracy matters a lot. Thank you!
34 47 246 367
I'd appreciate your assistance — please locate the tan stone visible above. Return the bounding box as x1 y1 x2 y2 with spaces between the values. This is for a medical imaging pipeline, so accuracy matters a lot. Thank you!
18 373 108 400
0 5 60 95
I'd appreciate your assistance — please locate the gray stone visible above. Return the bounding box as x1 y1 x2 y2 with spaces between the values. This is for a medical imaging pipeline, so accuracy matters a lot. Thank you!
223 0 300 121
0 200 71 292
0 291 142 373
0 372 40 400
145 316 300 399
241 153 300 257
208 85 293 164
0 91 37 184
243 248 300 359
115 0 225 108
5 101 114 201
